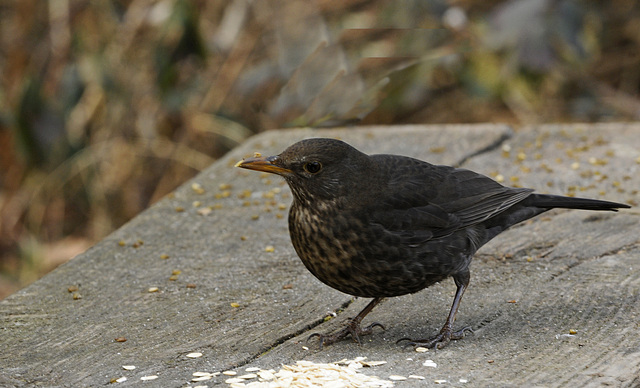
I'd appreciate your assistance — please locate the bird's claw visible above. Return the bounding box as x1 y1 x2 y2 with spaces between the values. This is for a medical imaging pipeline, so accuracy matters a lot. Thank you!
397 326 473 350
308 321 385 346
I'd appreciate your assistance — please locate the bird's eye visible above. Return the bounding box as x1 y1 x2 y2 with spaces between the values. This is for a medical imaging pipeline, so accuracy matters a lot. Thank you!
303 161 322 174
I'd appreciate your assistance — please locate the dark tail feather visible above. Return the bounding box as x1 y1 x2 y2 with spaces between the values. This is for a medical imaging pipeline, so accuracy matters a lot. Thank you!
528 194 631 212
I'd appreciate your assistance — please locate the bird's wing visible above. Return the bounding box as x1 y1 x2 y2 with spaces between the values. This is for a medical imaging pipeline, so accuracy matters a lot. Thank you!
369 155 533 241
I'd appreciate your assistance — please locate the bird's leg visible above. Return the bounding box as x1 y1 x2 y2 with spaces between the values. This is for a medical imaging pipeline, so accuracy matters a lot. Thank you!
398 270 473 349
309 297 385 346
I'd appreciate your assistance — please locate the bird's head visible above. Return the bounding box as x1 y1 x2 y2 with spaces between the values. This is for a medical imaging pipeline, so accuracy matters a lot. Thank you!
235 138 374 205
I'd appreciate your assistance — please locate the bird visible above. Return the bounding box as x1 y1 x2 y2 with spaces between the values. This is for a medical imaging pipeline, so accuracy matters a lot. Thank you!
235 138 630 349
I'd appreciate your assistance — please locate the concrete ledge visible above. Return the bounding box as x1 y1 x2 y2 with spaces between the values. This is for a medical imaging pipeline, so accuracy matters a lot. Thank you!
1 124 639 387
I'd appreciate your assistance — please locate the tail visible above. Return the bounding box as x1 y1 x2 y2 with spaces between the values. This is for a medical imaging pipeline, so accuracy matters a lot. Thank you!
528 194 631 212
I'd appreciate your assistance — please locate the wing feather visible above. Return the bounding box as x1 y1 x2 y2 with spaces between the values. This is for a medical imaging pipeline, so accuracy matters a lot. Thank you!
368 155 533 244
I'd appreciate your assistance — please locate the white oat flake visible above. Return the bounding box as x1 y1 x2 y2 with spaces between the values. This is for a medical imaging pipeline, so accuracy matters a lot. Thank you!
423 359 437 368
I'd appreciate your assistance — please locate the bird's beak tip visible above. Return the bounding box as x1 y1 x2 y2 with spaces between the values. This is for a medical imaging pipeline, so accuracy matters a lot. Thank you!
235 155 291 175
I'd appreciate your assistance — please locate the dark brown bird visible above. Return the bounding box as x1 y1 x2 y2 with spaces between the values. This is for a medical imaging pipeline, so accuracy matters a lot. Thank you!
236 138 630 349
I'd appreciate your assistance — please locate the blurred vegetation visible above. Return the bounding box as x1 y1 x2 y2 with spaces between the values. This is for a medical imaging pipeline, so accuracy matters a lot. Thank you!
1 0 639 298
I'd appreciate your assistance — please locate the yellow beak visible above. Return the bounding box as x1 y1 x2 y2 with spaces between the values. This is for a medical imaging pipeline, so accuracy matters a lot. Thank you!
235 155 292 176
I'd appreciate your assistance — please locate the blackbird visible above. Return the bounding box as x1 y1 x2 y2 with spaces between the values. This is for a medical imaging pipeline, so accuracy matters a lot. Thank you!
236 138 630 349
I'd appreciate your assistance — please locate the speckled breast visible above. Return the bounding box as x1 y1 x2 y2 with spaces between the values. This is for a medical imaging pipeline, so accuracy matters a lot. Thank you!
287 201 454 298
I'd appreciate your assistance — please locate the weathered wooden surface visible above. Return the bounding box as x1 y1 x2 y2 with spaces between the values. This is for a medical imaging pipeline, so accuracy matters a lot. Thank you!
1 124 638 387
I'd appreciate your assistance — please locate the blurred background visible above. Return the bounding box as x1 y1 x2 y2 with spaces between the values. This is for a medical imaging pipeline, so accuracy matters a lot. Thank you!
1 0 639 299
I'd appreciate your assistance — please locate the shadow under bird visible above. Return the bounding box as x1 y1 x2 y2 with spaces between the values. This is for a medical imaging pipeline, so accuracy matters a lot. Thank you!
236 138 630 349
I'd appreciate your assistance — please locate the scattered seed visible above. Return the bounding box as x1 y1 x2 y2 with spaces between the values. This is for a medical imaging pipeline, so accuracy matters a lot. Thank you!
219 183 232 190
238 373 257 379
160 254 170 259
186 352 203 358
265 245 275 252
423 360 437 368
415 347 429 353
223 371 237 376
362 360 387 367
460 378 469 383
301 346 309 351
140 375 158 381
435 379 448 384
112 376 127 383
230 302 240 308
258 370 275 380
114 337 127 342
168 275 178 281
245 367 261 372
122 365 136 370
191 183 205 194
389 375 407 381
72 292 82 300
148 287 159 293
192 375 212 382
118 240 126 247
197 208 212 216
186 283 196 289
569 329 578 335
175 206 185 212
238 189 252 199
409 375 426 379
225 378 244 384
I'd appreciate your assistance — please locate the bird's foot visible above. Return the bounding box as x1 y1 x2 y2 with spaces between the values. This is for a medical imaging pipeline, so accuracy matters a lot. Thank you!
308 319 385 346
397 326 473 350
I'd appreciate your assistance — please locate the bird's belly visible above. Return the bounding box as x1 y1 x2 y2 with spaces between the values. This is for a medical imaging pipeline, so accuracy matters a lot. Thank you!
289 209 469 298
